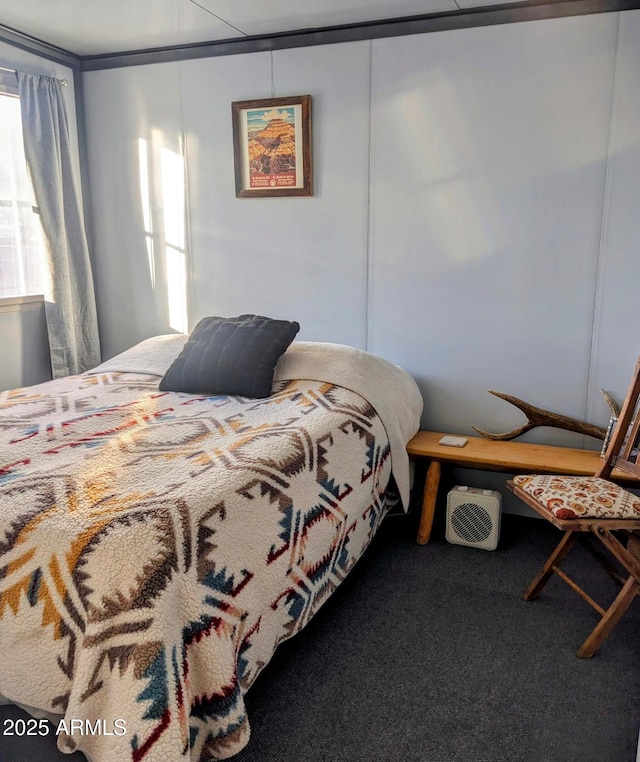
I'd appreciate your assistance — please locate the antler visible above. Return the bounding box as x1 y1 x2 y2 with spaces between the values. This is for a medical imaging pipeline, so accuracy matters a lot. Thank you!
600 388 620 418
471 389 612 441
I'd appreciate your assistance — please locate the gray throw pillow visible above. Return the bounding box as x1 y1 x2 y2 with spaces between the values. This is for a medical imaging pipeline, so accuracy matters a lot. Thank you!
159 314 300 398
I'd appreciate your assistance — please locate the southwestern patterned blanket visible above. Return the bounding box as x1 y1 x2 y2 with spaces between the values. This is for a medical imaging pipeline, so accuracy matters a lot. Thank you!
0 340 422 761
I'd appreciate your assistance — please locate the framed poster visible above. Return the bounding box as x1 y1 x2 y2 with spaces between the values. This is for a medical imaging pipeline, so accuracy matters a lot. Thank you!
231 95 312 198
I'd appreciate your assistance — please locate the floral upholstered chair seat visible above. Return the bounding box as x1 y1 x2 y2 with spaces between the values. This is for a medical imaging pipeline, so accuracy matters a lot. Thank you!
512 474 640 521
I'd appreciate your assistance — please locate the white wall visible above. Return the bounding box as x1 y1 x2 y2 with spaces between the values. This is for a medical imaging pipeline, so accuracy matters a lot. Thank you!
369 14 618 443
84 42 372 354
82 10 640 456
587 10 640 418
0 299 51 390
183 44 371 347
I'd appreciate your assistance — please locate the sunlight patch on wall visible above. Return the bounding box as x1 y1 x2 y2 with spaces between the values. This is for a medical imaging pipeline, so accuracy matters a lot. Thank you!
161 147 187 334
137 138 155 288
137 133 189 335
400 83 498 266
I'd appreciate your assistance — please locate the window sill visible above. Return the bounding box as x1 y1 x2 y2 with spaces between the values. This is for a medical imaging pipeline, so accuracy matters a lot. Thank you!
0 294 45 313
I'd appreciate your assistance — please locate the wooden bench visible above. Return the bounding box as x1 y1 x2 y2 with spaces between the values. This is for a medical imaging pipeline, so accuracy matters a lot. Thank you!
407 431 638 545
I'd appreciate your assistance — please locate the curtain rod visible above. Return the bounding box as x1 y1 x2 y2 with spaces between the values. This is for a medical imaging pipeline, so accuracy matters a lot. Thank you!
0 65 68 86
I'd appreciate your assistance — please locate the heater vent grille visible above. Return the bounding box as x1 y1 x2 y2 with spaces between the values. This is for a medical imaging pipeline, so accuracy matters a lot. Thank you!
446 487 502 551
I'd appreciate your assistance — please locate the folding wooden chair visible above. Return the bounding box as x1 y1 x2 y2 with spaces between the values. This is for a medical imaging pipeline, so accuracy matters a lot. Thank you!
507 356 640 658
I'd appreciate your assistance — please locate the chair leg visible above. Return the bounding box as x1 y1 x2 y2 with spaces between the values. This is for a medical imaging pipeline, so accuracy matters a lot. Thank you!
576 575 640 658
524 530 577 601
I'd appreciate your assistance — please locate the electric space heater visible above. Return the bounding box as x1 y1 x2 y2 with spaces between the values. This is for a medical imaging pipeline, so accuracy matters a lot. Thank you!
446 486 502 551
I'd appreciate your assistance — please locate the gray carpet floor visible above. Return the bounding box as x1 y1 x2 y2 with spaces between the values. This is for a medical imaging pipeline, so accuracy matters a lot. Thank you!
1 510 639 762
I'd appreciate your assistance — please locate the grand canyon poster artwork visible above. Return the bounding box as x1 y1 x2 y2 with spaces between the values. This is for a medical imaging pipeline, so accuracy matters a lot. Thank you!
232 95 312 197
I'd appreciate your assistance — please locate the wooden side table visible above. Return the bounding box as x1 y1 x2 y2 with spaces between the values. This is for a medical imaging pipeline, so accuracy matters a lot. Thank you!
407 431 636 545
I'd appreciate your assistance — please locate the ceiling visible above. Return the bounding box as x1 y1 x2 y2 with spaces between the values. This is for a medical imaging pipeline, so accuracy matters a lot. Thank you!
0 0 534 57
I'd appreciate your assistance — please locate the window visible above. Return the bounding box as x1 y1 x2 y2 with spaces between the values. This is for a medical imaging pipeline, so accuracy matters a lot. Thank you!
0 86 49 299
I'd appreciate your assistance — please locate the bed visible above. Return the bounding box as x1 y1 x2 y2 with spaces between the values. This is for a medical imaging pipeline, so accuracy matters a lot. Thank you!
0 334 422 761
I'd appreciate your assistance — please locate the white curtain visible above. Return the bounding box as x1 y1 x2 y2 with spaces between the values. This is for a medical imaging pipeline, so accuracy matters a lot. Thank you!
17 72 100 377
0 94 49 299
